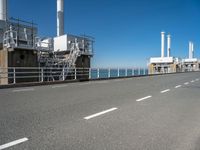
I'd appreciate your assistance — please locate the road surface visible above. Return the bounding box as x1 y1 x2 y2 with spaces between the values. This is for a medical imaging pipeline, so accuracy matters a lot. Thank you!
0 72 200 150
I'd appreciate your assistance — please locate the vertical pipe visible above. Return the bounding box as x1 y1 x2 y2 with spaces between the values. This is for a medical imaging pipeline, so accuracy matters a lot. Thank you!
0 0 7 21
167 34 171 57
57 0 64 36
161 32 165 58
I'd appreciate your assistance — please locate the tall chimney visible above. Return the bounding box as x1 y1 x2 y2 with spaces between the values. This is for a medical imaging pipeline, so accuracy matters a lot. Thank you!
191 42 194 59
161 32 165 58
0 0 7 21
57 0 64 36
189 41 193 59
167 34 171 57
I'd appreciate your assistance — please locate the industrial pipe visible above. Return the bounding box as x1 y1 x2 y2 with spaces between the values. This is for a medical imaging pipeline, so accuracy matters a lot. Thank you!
57 0 64 36
0 0 7 21
189 41 193 59
161 32 165 58
167 34 171 57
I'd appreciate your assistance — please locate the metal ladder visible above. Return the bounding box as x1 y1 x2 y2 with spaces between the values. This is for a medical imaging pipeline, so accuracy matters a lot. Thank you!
59 39 81 80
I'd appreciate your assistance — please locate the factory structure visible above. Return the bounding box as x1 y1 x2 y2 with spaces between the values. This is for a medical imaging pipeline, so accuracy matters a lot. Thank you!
148 32 200 74
0 0 94 85
182 41 199 71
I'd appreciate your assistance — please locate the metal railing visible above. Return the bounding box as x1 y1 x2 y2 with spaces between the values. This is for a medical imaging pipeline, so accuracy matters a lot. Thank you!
0 67 199 85
0 67 149 85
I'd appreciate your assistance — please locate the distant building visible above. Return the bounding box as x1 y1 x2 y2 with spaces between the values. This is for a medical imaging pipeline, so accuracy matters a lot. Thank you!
148 32 181 74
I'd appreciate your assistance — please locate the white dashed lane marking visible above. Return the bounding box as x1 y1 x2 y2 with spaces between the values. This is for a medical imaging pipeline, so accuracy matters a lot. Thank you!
136 96 152 102
0 138 28 150
84 108 118 120
175 85 182 88
160 89 170 93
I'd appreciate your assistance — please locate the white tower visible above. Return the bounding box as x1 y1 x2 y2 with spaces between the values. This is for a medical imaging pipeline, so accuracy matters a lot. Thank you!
161 32 165 58
189 41 194 59
167 34 171 57
191 42 194 59
57 0 64 36
0 0 7 21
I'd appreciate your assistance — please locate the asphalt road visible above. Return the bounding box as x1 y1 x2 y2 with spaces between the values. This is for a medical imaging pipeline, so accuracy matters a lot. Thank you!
0 72 200 150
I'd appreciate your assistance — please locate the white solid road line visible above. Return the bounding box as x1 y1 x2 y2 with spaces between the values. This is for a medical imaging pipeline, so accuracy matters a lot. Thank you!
196 78 199 81
175 85 182 88
84 108 118 120
79 82 91 85
13 88 34 92
52 85 68 88
160 89 170 93
136 96 152 102
0 138 28 150
191 80 195 83
95 81 109 84
184 82 189 85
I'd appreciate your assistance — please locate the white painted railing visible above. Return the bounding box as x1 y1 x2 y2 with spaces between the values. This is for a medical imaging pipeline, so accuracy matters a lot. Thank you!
0 67 149 85
0 67 198 85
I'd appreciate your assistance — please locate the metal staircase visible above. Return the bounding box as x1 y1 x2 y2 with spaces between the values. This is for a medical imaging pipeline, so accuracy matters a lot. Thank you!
38 39 81 81
59 39 81 80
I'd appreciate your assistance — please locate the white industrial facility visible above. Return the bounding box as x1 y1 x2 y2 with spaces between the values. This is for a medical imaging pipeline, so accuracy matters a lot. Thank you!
148 31 200 74
148 32 181 74
182 42 199 71
0 0 94 84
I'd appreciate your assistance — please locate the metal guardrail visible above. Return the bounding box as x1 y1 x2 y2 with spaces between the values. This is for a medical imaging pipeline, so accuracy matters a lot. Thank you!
1 67 199 85
0 67 149 85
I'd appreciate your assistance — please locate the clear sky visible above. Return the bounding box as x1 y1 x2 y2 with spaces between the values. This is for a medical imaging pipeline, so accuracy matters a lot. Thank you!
9 0 200 67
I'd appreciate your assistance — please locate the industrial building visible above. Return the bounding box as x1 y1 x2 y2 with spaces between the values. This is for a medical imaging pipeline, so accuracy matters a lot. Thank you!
182 42 200 71
148 32 181 74
0 0 94 85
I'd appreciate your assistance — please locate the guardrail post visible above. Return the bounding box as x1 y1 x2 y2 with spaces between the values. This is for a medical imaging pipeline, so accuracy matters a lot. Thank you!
118 68 120 77
89 68 91 79
74 68 77 80
138 68 141 76
97 68 100 79
13 68 16 84
41 68 44 82
108 68 111 78
62 68 65 81
125 69 128 77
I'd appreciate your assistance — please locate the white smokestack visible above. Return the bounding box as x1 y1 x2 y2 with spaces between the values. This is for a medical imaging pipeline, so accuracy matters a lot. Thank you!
191 42 194 58
0 0 7 21
57 0 64 36
167 34 171 57
189 41 193 59
161 32 165 58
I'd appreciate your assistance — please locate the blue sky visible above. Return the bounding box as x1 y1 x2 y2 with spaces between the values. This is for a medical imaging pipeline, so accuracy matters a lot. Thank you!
9 0 200 67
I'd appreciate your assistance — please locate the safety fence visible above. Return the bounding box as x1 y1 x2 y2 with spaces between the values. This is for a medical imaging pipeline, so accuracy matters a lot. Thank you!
0 67 149 85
